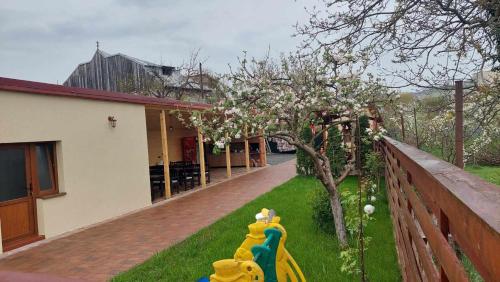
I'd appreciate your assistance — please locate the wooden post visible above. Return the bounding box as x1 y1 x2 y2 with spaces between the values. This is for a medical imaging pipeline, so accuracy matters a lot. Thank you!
455 81 464 169
259 130 267 167
225 132 231 178
197 127 206 188
400 113 406 142
160 110 171 198
244 125 250 172
323 125 328 151
263 136 267 166
413 107 419 149
0 219 3 254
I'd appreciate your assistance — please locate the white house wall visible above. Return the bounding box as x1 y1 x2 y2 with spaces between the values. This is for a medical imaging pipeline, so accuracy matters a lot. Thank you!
0 90 151 238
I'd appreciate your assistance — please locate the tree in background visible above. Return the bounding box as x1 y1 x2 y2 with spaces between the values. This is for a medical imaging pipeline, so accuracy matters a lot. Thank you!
297 0 499 88
382 82 500 164
118 50 214 102
297 0 499 167
147 50 213 101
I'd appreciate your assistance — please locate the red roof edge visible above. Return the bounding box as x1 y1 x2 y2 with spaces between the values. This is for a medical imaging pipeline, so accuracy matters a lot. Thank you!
0 76 211 111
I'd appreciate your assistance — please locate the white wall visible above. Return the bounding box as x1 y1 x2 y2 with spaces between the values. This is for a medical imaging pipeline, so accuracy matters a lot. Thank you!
0 90 151 238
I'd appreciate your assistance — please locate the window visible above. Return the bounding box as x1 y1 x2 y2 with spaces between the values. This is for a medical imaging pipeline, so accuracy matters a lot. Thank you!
32 143 58 196
0 142 59 199
0 146 28 201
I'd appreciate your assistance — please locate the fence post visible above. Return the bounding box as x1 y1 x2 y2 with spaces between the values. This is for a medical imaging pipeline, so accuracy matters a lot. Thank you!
400 113 406 142
413 107 419 149
455 81 464 169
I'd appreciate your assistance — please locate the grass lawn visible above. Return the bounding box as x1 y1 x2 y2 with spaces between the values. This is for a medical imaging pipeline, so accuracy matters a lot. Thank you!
113 176 400 282
465 165 500 186
422 146 500 186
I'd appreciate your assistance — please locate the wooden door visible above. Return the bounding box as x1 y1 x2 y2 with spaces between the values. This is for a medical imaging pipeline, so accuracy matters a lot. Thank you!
0 144 37 246
182 137 197 163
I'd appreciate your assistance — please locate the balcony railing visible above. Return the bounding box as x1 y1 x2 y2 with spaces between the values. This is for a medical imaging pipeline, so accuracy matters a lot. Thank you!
379 136 500 282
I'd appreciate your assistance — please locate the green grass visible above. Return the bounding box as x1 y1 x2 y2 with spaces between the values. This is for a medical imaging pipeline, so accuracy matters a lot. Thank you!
113 176 400 281
422 146 500 187
465 165 500 186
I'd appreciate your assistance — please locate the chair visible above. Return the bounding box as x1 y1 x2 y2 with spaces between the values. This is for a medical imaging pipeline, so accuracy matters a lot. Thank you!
169 167 182 194
180 164 195 191
149 166 165 200
193 163 211 185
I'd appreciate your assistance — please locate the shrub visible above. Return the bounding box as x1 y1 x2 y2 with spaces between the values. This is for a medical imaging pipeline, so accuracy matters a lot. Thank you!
474 139 500 166
326 126 347 178
359 115 372 167
309 188 335 234
364 151 384 190
296 126 315 175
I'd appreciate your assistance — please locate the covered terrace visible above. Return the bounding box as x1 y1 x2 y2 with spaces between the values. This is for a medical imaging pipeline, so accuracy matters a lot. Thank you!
144 107 267 202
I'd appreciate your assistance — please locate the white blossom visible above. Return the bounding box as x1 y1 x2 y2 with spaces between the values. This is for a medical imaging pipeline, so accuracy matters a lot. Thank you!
364 204 375 215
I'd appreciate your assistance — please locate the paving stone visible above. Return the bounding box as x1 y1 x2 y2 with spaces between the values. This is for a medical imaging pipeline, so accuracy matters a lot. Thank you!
0 159 296 282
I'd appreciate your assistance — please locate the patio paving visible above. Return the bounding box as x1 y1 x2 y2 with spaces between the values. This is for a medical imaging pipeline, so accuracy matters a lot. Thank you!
266 153 296 165
0 158 296 282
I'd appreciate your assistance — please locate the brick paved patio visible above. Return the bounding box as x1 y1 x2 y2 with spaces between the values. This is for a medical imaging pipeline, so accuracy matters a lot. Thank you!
0 159 296 281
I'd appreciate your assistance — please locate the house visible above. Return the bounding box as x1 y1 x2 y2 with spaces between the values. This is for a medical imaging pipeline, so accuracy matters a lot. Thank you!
0 77 265 252
64 48 212 102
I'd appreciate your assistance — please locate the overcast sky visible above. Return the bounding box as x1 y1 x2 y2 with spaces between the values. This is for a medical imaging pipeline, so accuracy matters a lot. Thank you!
0 0 315 84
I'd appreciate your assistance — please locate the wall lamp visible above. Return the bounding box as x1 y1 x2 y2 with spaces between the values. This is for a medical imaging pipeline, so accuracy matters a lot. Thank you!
108 116 117 128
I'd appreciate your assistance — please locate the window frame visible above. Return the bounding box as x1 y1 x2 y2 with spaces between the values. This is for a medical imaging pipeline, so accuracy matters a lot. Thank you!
30 142 58 197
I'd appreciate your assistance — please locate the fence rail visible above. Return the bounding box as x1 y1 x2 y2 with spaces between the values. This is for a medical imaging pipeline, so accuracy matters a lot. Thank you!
379 136 500 282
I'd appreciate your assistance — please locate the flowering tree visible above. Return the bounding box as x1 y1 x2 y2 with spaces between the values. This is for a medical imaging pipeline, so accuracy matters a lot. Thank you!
297 0 499 167
425 84 500 163
382 80 500 163
187 52 391 247
297 0 500 88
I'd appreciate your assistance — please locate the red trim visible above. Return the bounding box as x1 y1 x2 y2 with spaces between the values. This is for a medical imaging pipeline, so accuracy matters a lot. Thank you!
0 77 211 110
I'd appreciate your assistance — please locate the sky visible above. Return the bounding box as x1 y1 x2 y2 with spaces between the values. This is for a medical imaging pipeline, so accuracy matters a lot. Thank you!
0 0 315 84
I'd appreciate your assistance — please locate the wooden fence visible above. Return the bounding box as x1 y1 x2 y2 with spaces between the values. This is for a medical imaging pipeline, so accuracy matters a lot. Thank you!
379 136 500 282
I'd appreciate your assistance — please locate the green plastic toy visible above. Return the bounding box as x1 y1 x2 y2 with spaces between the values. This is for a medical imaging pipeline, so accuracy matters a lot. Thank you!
251 228 282 282
209 208 306 282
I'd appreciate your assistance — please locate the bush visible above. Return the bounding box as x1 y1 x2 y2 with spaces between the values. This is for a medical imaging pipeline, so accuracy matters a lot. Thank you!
364 151 384 190
309 188 335 234
359 115 372 167
474 139 500 166
296 126 315 175
327 126 347 178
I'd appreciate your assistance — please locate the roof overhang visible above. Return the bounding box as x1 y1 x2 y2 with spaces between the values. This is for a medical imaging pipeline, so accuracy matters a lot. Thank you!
0 77 211 112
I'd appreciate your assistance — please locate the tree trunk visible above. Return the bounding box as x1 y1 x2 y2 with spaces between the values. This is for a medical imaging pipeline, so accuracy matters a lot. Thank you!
328 186 348 248
313 156 349 248
272 137 349 248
